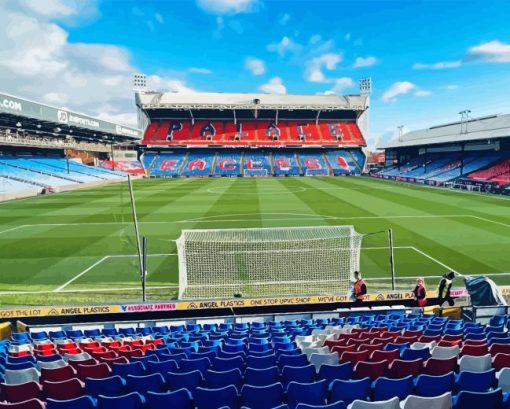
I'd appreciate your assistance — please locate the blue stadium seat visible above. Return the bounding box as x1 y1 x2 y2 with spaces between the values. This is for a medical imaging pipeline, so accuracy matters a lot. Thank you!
318 363 353 384
329 378 371 406
241 382 285 409
194 385 239 409
146 388 193 409
85 375 126 397
165 370 203 393
245 366 280 387
205 368 243 390
295 402 346 409
452 388 503 409
401 348 431 361
414 371 455 397
46 396 96 409
96 392 145 409
282 364 316 387
372 375 414 401
278 354 308 368
454 369 495 393
246 354 277 369
146 358 178 375
111 361 145 378
126 373 166 394
287 380 328 409
179 357 211 375
212 356 245 372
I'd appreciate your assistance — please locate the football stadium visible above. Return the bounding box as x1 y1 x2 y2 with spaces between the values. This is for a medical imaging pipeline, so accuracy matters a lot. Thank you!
1 1 510 408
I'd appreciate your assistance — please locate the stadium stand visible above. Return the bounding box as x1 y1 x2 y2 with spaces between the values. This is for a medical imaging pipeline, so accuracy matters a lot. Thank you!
3 312 510 408
141 149 364 178
0 156 126 192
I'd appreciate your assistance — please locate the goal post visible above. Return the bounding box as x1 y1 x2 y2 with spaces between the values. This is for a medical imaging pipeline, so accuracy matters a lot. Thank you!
176 226 363 299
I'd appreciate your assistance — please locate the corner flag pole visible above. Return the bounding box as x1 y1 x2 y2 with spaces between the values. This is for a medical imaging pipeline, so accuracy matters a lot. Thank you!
388 228 396 290
127 174 144 301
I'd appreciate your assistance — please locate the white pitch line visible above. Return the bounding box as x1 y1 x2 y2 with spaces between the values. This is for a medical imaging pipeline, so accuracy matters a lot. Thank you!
54 256 110 292
469 215 510 229
410 246 458 273
0 225 28 235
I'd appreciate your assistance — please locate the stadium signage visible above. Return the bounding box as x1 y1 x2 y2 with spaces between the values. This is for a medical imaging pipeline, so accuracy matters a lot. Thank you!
116 125 140 137
0 98 22 112
57 110 100 128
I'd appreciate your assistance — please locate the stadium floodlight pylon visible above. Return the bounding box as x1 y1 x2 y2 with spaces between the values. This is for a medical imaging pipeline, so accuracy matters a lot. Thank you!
176 225 363 299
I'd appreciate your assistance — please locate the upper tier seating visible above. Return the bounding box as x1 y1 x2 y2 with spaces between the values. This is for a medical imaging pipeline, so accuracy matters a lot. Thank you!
2 312 510 408
142 121 366 147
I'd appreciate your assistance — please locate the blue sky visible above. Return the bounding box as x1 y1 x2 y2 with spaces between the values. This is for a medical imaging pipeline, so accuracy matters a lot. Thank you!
1 0 510 148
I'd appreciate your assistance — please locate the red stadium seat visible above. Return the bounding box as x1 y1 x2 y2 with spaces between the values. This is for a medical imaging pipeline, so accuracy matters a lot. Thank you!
0 399 46 409
461 344 489 356
419 335 441 343
40 365 76 383
347 338 371 349
0 381 42 403
331 345 355 356
370 349 400 364
42 378 85 400
423 357 457 376
340 350 370 365
356 343 384 354
387 358 423 378
492 353 510 371
490 344 510 357
354 360 387 380
76 363 111 381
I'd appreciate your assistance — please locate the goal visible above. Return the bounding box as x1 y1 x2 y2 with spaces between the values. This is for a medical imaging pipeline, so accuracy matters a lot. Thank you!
243 168 268 177
176 226 363 299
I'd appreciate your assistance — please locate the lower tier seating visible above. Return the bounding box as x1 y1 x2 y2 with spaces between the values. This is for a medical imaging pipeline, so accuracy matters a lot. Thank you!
144 149 366 178
3 312 510 408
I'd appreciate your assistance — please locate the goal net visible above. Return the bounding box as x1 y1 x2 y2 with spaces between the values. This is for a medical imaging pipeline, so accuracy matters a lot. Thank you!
243 168 268 177
176 226 363 299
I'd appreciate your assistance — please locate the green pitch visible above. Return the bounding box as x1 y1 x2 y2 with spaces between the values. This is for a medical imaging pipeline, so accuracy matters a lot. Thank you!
0 176 509 306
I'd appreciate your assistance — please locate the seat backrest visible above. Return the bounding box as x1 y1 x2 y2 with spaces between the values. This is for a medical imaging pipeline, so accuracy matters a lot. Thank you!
43 377 85 400
373 376 413 401
281 364 315 385
194 385 239 409
455 369 495 393
241 382 285 409
0 399 46 409
165 370 203 393
330 377 371 405
245 365 280 387
414 371 455 397
458 354 492 373
96 392 145 409
84 375 125 397
41 365 76 383
350 396 400 409
286 380 328 409
0 381 42 403
453 388 502 409
431 345 459 359
46 395 96 409
145 389 193 409
4 368 40 385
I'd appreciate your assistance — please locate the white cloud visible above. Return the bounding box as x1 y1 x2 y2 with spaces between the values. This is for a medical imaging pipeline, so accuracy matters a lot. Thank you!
465 40 510 63
0 2 196 128
279 13 290 25
353 56 377 68
444 84 459 90
320 77 355 95
189 67 212 74
414 90 432 97
412 60 462 70
344 33 351 41
20 0 77 17
381 81 416 102
154 13 164 24
244 57 266 75
259 77 287 94
196 0 258 14
267 36 302 56
308 35 334 54
305 53 342 83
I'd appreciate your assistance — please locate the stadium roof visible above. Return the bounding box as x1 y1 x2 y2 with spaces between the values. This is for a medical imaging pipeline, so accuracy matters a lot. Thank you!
136 92 369 111
379 113 510 149
0 92 142 140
